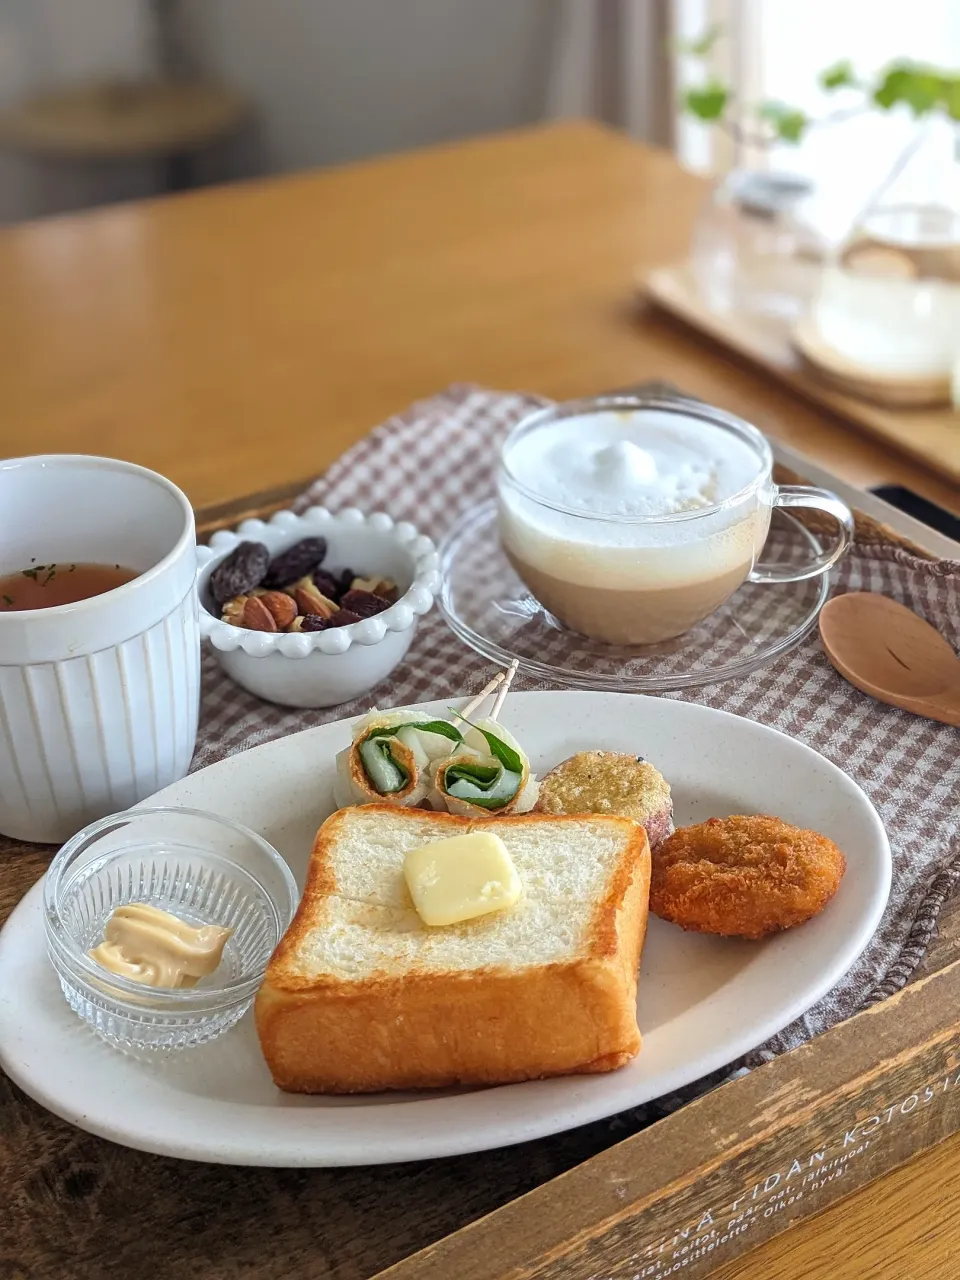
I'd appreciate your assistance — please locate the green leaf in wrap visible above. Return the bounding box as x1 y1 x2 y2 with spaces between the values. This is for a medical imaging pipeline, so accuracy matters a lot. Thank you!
443 759 523 810
367 720 463 744
358 720 463 793
449 711 525 775
477 729 523 774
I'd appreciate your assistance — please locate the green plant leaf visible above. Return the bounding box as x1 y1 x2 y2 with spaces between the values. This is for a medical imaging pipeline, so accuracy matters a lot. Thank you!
478 730 524 774
775 110 808 143
682 82 729 122
675 23 722 58
874 67 908 110
758 101 808 143
819 60 857 91
941 76 960 120
873 63 942 115
410 719 463 742
904 72 942 115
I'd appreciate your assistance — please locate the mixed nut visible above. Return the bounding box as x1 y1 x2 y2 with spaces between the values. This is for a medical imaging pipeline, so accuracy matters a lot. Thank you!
209 537 398 633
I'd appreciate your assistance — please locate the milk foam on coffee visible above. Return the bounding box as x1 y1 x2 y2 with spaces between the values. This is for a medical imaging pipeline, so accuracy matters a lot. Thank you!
506 412 760 519
500 410 770 592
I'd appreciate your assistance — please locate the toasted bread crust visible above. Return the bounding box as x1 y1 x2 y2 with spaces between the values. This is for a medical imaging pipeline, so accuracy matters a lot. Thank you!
256 956 643 1092
256 807 650 1092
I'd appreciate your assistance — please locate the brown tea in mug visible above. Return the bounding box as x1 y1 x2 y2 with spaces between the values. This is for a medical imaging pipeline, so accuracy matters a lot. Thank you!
0 562 137 611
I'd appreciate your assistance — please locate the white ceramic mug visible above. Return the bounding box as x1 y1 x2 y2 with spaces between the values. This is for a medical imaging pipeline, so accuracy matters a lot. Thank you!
0 456 199 843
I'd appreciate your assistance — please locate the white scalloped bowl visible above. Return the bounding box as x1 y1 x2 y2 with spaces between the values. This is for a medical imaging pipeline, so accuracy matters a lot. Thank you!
196 506 440 708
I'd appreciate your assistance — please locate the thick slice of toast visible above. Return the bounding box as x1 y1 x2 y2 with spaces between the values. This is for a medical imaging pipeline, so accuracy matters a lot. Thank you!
255 806 651 1093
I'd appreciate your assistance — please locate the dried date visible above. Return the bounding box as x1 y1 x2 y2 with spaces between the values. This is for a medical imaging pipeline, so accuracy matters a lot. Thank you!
312 569 342 601
351 575 398 603
293 607 363 631
339 589 391 618
294 614 332 632
210 541 269 605
263 537 328 589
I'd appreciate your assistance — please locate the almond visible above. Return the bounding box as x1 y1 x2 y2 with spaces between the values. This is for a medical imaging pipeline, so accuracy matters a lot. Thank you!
240 595 279 632
256 590 297 630
221 594 278 632
290 575 338 619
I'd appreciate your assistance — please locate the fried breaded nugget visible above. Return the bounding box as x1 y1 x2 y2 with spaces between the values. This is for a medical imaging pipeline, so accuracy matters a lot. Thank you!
650 815 846 940
536 751 674 850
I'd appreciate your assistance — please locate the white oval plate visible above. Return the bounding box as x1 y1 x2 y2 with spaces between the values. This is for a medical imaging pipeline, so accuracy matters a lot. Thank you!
0 692 890 1167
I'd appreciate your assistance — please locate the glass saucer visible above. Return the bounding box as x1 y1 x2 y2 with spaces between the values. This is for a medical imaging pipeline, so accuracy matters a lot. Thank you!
437 500 830 692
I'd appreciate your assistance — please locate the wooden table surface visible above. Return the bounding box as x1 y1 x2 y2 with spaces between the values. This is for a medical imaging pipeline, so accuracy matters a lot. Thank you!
1 119 957 519
1 120 958 1280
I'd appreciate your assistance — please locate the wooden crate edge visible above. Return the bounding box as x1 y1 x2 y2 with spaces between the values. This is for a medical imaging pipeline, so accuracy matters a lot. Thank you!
374 955 960 1280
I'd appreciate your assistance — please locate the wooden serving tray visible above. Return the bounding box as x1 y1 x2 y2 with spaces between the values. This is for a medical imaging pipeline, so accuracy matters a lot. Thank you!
643 263 960 487
2 477 959 1280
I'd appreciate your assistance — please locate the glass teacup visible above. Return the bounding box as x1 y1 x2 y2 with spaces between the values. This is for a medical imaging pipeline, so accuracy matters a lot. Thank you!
497 396 854 646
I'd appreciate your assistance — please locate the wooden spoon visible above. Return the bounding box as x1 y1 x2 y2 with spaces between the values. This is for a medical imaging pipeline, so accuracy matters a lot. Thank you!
819 592 960 727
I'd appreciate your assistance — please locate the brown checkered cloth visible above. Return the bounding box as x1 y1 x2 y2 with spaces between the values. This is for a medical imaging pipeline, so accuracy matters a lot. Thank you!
195 384 960 1079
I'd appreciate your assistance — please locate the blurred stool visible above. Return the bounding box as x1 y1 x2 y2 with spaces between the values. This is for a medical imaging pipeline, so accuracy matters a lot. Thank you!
0 78 250 195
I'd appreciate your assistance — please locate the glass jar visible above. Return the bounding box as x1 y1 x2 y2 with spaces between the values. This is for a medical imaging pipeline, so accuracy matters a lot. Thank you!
690 168 825 322
805 118 960 402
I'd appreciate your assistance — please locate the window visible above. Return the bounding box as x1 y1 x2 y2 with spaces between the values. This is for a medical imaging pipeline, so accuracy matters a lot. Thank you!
675 0 960 240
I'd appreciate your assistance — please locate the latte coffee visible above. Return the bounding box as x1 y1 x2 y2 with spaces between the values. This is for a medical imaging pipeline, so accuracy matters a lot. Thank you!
498 402 774 645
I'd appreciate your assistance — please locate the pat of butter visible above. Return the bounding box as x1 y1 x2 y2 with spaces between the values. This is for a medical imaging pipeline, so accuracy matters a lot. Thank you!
403 832 522 926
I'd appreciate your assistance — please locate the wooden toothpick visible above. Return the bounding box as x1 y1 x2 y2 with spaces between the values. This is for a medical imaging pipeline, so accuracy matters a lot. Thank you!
453 672 505 723
488 660 519 722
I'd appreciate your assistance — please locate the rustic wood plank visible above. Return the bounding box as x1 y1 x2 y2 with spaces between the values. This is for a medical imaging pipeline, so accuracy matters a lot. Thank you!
916 892 960 978
193 476 315 538
0 1069 648 1280
375 959 960 1280
709 1126 960 1280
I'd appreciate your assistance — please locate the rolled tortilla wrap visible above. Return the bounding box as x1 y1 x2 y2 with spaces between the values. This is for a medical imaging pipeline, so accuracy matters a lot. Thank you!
429 719 539 816
333 708 463 809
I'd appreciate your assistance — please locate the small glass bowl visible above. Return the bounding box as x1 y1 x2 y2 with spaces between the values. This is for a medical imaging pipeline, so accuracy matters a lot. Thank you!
43 807 299 1053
